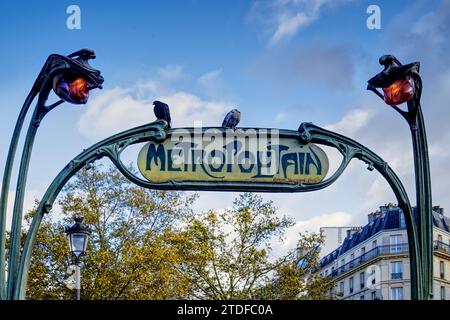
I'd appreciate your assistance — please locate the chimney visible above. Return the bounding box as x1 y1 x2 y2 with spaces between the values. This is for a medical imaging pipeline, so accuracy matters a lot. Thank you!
368 210 382 223
433 206 444 218
346 227 362 238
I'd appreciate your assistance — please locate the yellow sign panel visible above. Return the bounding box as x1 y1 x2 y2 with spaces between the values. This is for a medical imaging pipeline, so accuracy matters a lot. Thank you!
137 129 328 184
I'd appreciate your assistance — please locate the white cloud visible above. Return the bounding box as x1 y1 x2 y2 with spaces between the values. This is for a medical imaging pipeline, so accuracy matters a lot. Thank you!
294 211 352 233
324 108 373 137
157 64 184 82
198 69 222 85
250 0 353 45
197 69 224 97
274 112 287 124
271 11 317 45
0 188 43 231
77 68 233 140
274 211 352 257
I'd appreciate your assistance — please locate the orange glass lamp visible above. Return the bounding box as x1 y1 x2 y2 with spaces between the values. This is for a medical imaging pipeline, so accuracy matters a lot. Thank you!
367 55 420 107
382 76 415 106
53 72 90 104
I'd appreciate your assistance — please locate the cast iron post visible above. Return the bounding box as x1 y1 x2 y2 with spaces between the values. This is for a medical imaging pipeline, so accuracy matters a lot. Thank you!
65 216 91 301
368 55 433 299
0 50 103 299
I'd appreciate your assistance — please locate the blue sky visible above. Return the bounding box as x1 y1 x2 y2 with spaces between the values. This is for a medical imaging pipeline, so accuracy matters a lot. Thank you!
1 0 449 255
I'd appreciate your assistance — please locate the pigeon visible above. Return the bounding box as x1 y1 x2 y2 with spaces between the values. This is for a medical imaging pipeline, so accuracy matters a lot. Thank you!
221 109 241 130
153 100 172 128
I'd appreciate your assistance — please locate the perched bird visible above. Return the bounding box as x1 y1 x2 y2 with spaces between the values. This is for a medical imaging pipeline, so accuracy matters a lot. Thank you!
221 109 241 130
153 100 172 128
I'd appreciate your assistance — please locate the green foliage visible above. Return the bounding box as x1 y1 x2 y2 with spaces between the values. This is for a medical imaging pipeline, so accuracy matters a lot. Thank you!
25 166 335 300
163 192 295 299
26 165 196 299
257 232 337 300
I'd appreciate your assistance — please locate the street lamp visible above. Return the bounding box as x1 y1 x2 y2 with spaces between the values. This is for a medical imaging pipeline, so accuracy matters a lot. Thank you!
0 49 103 299
65 217 91 300
367 55 419 107
367 54 433 300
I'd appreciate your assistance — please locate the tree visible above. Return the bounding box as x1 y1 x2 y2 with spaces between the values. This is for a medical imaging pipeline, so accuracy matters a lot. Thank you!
26 165 196 299
165 192 296 299
257 232 337 300
24 167 335 300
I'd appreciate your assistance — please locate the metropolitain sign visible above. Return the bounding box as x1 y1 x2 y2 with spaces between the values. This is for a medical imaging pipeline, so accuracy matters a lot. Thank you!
137 128 329 185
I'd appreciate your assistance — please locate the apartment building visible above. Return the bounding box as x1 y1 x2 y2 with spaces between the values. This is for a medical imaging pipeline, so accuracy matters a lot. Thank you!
319 204 450 300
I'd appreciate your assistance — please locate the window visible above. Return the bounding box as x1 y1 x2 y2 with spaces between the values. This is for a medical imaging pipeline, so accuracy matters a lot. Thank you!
360 272 365 289
372 240 377 249
325 270 328 276
371 268 376 285
438 234 443 243
440 261 445 279
399 212 405 228
340 282 344 294
371 291 376 300
390 235 402 253
441 286 446 300
361 247 366 255
360 295 365 300
391 287 403 300
391 261 403 280
341 258 345 266
349 277 354 293
350 253 355 267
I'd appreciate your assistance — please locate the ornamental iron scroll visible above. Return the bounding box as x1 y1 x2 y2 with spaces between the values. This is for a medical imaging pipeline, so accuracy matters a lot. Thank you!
14 120 422 299
0 50 104 300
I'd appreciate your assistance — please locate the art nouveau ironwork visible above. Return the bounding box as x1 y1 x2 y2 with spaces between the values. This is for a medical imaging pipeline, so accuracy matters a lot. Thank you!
0 52 432 301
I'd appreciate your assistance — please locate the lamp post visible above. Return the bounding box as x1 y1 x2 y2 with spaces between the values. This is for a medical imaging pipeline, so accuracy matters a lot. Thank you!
65 217 91 300
0 49 103 300
367 55 433 299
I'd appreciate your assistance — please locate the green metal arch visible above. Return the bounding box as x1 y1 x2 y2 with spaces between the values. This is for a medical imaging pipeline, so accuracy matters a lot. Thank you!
14 121 422 299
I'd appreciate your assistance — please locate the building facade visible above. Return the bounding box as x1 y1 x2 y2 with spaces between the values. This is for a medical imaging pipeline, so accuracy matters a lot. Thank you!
319 204 450 300
319 227 362 259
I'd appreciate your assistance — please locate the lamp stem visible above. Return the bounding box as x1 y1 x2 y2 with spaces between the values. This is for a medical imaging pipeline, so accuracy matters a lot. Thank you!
6 104 44 299
75 263 81 301
0 88 38 300
6 87 54 299
408 104 433 300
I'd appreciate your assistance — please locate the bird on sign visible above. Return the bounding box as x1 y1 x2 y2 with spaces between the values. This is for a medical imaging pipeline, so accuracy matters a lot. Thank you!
221 109 241 130
153 100 172 128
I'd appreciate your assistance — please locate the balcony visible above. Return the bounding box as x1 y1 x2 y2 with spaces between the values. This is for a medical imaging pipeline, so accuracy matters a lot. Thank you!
391 272 403 280
434 241 450 255
330 243 409 278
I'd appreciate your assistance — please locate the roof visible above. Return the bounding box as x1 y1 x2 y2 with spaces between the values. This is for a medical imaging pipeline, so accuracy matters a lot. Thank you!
320 205 449 268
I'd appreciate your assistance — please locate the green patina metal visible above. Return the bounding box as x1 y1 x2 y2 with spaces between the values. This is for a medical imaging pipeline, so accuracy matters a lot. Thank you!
0 51 432 301
0 50 103 300
368 56 433 299
12 121 422 299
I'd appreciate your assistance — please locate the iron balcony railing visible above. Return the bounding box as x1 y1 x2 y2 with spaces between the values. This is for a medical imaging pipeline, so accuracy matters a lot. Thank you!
330 243 409 278
434 240 450 255
391 272 403 280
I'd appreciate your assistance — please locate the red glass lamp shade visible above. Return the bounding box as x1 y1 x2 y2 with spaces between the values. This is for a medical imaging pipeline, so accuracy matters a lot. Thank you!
382 76 415 106
53 72 90 104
